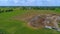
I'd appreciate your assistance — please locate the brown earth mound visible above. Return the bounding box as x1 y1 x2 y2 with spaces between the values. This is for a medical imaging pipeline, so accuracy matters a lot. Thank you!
12 10 60 29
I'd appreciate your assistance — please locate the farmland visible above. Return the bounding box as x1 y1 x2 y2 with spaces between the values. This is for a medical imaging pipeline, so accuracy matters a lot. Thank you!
0 6 60 34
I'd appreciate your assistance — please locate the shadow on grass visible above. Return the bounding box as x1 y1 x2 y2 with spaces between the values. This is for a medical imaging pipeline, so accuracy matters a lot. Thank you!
0 29 9 34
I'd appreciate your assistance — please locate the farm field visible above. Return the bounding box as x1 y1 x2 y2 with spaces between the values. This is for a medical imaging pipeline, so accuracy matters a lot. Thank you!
0 7 60 34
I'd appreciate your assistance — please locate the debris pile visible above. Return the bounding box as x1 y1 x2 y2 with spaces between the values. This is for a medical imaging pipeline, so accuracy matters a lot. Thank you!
28 14 60 31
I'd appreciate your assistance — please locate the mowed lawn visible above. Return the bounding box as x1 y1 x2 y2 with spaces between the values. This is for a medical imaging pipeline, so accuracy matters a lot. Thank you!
0 9 60 34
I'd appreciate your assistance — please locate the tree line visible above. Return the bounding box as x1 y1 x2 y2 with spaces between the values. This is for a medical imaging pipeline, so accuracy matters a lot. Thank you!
17 6 60 10
0 6 60 13
0 9 13 13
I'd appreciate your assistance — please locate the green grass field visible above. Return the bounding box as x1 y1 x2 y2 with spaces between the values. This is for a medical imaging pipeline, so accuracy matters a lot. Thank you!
0 8 60 34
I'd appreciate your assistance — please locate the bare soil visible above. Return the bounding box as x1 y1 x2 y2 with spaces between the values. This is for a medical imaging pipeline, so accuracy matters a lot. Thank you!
12 10 60 29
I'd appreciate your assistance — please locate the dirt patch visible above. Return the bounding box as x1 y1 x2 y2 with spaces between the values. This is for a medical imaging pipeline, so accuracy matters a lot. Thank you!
12 10 60 29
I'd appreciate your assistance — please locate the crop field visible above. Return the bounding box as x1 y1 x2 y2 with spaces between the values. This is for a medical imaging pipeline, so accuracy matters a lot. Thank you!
0 7 60 34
